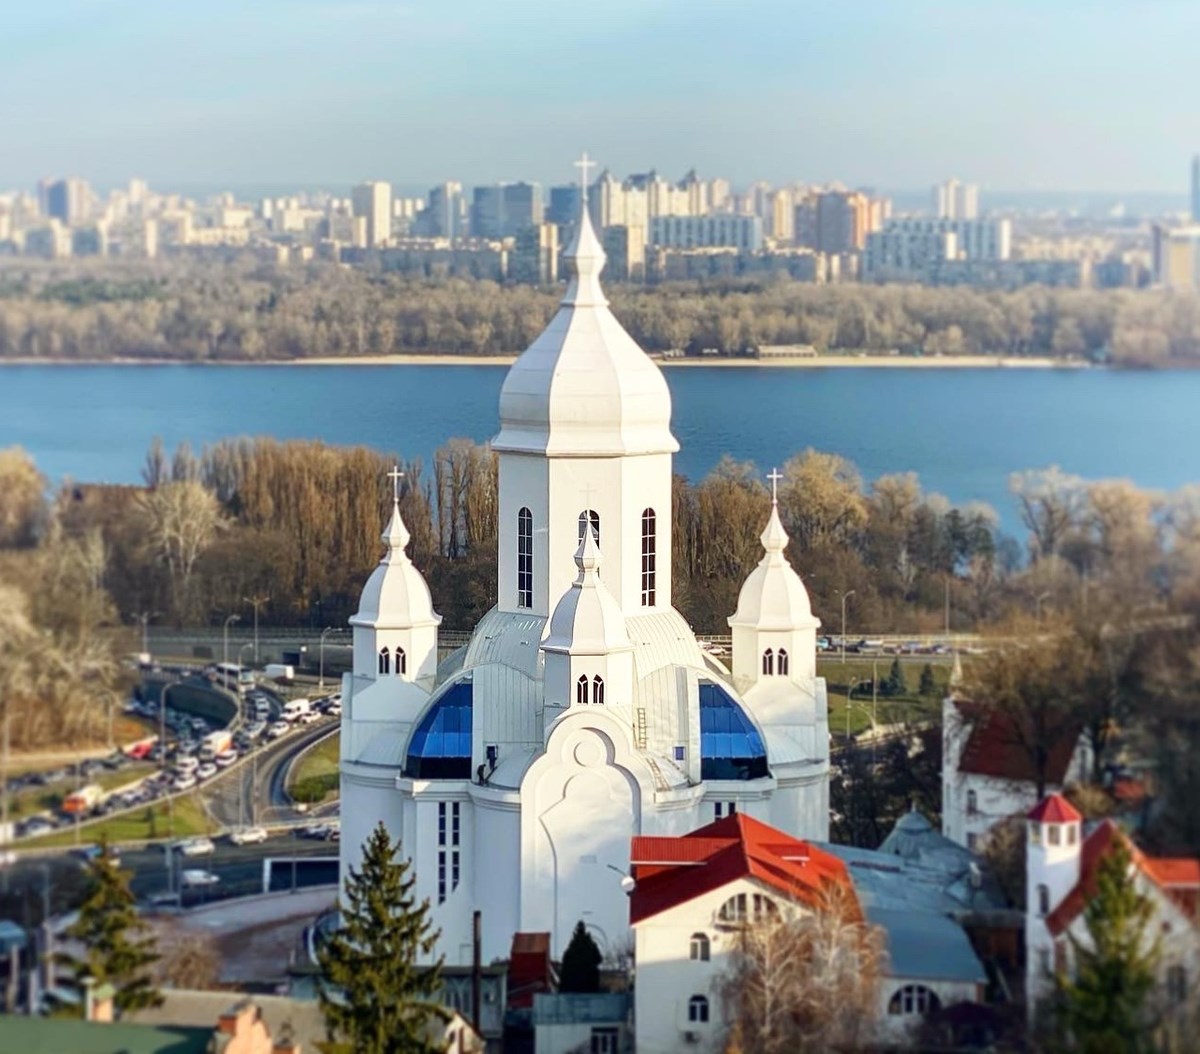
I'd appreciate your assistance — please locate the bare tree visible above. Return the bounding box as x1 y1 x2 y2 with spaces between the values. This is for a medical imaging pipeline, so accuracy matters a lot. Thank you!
135 480 224 620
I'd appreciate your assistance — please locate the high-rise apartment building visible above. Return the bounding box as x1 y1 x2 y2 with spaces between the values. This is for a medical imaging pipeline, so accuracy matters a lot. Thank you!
649 214 763 252
602 224 647 282
510 222 558 285
933 178 980 220
547 185 582 227
419 182 465 239
875 217 1011 263
352 181 393 247
46 178 90 225
470 182 543 239
811 191 876 253
1153 224 1200 291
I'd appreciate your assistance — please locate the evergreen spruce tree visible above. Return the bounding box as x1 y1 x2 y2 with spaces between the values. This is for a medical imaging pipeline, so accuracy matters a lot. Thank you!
63 841 161 1014
559 921 603 993
918 662 937 697
1053 841 1160 1053
318 823 447 1054
886 657 907 697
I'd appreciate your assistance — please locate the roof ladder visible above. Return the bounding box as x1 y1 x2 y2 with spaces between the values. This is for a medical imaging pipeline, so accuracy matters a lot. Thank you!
634 708 648 750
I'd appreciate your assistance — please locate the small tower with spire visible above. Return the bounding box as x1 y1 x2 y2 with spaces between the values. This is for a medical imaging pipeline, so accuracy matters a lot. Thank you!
348 467 441 686
541 527 635 717
727 469 821 690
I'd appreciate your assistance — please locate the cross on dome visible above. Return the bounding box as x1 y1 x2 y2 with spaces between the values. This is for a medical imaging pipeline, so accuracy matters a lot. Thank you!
767 467 783 505
580 481 599 511
574 152 596 203
387 464 405 503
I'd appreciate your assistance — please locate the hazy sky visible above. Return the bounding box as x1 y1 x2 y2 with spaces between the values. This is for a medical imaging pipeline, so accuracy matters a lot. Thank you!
4 0 1198 193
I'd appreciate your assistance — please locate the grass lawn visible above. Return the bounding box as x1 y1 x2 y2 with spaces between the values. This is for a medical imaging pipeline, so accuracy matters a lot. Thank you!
20 794 212 849
818 656 949 737
288 733 340 804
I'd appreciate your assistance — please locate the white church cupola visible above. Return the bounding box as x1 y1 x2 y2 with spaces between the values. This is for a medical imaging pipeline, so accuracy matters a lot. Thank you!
728 469 821 689
541 526 634 714
1026 793 1083 921
493 155 678 619
349 467 441 686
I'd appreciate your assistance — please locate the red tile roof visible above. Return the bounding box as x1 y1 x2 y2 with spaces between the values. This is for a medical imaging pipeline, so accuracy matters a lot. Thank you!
954 701 1081 785
1046 820 1200 937
507 931 553 1010
629 813 856 925
1027 794 1082 824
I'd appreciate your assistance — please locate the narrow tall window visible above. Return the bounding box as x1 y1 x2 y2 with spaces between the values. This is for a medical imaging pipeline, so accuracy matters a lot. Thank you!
592 675 605 706
689 933 710 962
776 648 789 675
577 675 590 706
395 646 406 676
437 801 461 905
378 647 390 675
641 508 656 606
687 995 709 1024
1037 883 1050 917
578 509 601 549
966 789 978 814
762 649 774 676
517 507 533 609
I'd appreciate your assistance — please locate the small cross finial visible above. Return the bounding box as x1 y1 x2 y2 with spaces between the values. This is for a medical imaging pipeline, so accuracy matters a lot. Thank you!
580 481 598 511
767 467 783 504
387 465 404 503
574 152 596 204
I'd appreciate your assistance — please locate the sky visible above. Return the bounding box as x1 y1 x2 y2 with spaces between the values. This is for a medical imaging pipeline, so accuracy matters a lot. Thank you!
3 0 1198 194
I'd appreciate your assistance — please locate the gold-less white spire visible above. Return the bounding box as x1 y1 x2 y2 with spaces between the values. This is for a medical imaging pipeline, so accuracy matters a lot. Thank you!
382 465 411 554
561 152 607 309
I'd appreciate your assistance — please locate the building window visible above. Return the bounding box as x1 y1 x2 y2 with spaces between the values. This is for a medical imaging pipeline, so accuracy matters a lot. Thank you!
776 649 788 675
517 507 533 609
378 647 390 675
590 1028 619 1054
1168 965 1188 1004
689 932 710 962
1030 822 1042 846
395 646 406 675
718 892 776 926
1037 883 1050 917
578 509 601 549
577 675 589 705
437 801 461 905
966 833 978 851
592 675 604 706
762 649 774 676
1067 824 1078 846
1048 824 1061 847
641 508 656 606
966 789 977 814
674 745 685 762
714 801 737 819
687 995 709 1024
887 985 940 1016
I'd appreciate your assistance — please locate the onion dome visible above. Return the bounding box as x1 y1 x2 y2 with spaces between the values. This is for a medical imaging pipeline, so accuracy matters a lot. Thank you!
542 527 632 656
350 499 441 631
728 499 820 632
493 161 678 458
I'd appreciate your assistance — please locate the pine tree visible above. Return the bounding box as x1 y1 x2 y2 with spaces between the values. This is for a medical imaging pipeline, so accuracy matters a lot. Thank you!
63 841 161 1014
1053 841 1161 1053
318 823 447 1054
886 657 907 697
559 921 603 993
918 663 937 697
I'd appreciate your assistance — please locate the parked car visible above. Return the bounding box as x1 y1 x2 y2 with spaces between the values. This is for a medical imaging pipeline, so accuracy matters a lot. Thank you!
176 837 215 857
228 826 268 846
180 869 220 887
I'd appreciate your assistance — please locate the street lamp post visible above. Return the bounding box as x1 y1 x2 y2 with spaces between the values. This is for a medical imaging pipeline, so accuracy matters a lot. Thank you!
244 595 269 664
135 612 156 657
319 627 335 691
223 614 241 670
839 589 856 664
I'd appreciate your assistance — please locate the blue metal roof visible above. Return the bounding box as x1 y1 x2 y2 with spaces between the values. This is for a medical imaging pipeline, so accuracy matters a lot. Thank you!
405 679 473 779
869 907 988 985
698 681 768 781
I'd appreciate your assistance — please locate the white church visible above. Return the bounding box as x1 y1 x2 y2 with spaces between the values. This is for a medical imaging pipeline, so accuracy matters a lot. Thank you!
338 169 831 966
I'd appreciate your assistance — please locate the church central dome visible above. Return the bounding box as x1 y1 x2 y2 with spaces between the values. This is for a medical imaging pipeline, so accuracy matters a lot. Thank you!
493 203 678 458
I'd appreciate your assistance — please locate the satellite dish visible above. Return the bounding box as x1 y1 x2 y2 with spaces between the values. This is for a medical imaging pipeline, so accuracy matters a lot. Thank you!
620 875 636 895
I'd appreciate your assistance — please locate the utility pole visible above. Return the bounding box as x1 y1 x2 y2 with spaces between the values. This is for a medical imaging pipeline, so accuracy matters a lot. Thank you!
838 589 856 665
135 611 157 657
319 627 335 691
223 613 240 670
244 595 270 664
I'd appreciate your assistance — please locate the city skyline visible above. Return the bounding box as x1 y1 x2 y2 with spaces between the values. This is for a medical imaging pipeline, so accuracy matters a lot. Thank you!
5 0 1200 192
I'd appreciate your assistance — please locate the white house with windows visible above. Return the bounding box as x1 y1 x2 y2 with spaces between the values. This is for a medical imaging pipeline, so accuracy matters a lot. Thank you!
1024 793 1200 1016
339 169 831 967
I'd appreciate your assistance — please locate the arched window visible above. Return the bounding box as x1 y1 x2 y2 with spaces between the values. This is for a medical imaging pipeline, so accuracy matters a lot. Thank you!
641 508 656 606
378 647 390 675
517 507 533 609
687 995 709 1024
576 675 589 706
592 675 605 706
762 649 774 676
395 646 406 676
1037 883 1050 917
578 509 601 549
689 933 710 962
776 648 789 675
966 789 978 814
887 985 940 1016
717 892 777 926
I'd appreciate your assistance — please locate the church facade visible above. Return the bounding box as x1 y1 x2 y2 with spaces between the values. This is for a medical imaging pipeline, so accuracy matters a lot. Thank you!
338 182 830 966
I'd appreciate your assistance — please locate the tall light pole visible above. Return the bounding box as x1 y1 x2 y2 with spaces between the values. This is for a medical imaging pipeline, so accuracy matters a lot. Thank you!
319 627 335 691
838 589 856 665
135 611 157 657
244 595 269 664
223 614 241 670
159 681 176 849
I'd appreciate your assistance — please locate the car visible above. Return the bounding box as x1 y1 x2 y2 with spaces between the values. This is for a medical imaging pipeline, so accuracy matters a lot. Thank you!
297 711 322 725
298 823 334 840
267 721 290 740
176 836 215 857
245 721 267 740
171 774 198 792
228 826 268 846
325 703 342 718
195 763 218 781
20 818 55 838
214 749 239 768
175 755 199 774
180 869 220 887
72 844 120 864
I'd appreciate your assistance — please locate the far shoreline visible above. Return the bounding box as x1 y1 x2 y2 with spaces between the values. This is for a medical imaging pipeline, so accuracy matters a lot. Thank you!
0 353 1092 370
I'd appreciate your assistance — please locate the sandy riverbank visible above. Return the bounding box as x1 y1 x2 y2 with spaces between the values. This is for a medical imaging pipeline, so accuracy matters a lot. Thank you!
0 353 1088 369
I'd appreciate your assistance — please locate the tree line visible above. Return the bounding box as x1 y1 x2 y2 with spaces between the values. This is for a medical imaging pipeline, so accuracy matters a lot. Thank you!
1 255 1199 365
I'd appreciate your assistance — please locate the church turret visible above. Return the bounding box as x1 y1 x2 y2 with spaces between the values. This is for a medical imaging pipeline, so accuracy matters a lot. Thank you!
493 155 678 621
541 527 634 716
728 470 821 691
349 468 441 686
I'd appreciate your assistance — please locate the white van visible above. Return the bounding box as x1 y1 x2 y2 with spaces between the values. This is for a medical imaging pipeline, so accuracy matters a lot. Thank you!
281 698 311 723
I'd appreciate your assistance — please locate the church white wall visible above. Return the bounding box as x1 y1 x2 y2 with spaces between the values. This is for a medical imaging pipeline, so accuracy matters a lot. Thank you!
498 453 550 615
339 767 404 899
469 790 522 964
617 453 673 612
